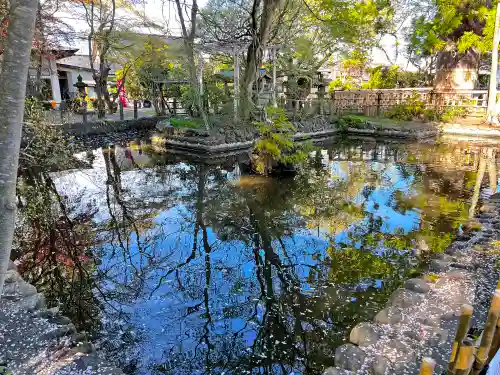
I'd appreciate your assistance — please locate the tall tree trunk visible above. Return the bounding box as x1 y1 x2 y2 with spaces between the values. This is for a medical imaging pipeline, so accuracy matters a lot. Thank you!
434 47 479 90
241 0 283 119
0 0 38 295
174 0 209 130
34 0 43 100
487 1 500 123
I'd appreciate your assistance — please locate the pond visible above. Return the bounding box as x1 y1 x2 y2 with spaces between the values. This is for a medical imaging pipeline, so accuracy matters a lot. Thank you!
14 137 500 375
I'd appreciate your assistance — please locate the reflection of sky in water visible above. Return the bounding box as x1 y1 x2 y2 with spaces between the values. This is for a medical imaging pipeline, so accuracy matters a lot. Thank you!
50 141 494 375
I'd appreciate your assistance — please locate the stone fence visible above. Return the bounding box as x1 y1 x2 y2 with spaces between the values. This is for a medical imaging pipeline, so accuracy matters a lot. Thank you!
331 88 489 117
278 88 489 118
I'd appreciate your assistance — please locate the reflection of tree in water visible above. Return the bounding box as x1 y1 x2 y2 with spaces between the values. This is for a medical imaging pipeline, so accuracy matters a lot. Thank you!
14 139 500 375
14 170 102 332
147 160 421 374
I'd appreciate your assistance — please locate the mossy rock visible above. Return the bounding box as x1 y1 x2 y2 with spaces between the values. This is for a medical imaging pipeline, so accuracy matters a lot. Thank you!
462 219 482 232
424 273 440 283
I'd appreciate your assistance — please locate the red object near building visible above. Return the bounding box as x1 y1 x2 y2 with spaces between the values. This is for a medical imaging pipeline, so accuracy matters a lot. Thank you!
117 79 127 108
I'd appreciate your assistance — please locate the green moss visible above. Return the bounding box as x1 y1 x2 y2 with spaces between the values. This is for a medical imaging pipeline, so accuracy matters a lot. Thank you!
424 273 441 283
463 219 482 232
169 118 203 129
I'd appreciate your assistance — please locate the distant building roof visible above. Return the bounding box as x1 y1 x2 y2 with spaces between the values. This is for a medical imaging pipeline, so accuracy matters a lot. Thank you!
49 48 79 59
56 54 119 73
57 63 93 72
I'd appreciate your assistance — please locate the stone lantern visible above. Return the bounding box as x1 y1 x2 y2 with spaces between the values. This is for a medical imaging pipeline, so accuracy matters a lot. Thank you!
73 74 88 98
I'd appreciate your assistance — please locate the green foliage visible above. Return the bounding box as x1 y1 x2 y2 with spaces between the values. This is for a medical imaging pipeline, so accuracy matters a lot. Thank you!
169 118 203 128
385 93 426 121
21 99 76 173
364 65 433 89
335 114 367 130
385 93 470 122
364 65 398 89
328 77 358 91
253 107 311 175
440 106 470 122
407 0 494 64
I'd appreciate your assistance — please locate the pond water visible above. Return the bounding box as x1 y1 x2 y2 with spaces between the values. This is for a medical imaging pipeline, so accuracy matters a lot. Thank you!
15 137 500 375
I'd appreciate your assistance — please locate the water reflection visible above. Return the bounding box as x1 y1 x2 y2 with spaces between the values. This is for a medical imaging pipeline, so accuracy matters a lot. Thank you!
13 138 500 375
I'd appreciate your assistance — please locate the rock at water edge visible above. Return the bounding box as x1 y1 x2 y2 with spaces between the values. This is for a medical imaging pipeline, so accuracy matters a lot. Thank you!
350 322 379 347
335 343 367 372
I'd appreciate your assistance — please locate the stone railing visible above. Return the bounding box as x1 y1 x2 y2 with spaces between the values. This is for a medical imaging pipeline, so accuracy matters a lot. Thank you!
277 88 489 118
330 88 488 117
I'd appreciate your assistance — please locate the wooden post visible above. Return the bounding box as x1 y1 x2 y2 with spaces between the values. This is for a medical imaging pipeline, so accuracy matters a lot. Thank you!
318 84 325 116
233 46 240 121
173 97 178 116
119 101 124 120
487 318 500 365
420 357 436 375
447 304 474 374
82 101 87 123
133 100 138 119
472 290 500 373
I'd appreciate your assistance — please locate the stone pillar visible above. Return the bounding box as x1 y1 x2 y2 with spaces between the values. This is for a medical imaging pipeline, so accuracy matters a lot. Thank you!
48 59 61 106
317 84 325 115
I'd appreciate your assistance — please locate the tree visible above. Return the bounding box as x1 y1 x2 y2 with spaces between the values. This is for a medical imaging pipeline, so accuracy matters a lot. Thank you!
0 0 38 295
173 0 209 129
487 0 500 123
31 0 75 99
80 0 117 117
407 0 498 89
240 0 284 116
199 0 396 118
109 34 170 113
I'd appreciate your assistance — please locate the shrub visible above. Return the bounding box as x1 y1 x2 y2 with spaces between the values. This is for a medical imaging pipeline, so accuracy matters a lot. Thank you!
385 93 470 122
386 93 425 121
253 107 311 175
328 77 357 92
169 118 202 128
336 115 367 130
441 107 470 122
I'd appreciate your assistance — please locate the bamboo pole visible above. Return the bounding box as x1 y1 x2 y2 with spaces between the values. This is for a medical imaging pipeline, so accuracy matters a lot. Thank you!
472 290 500 374
455 340 475 375
486 318 500 365
420 357 436 375
447 304 474 375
